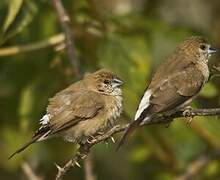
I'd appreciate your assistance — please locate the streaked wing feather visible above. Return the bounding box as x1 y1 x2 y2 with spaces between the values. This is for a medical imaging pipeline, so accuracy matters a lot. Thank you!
47 90 104 135
149 52 194 89
149 64 204 113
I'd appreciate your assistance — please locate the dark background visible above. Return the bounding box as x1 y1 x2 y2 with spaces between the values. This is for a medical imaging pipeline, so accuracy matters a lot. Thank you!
0 0 220 179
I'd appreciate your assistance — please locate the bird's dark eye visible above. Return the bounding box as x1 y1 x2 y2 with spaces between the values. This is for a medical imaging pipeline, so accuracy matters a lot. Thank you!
104 80 110 84
200 44 206 50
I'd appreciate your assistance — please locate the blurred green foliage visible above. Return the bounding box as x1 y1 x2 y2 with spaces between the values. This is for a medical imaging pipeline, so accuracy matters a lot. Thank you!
0 0 220 179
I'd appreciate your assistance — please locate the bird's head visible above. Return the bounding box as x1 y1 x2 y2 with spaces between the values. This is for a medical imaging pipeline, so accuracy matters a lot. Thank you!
85 69 124 95
177 36 217 63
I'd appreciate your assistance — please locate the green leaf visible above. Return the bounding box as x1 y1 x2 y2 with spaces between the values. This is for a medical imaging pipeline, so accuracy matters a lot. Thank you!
0 0 37 44
2 0 23 33
19 84 34 131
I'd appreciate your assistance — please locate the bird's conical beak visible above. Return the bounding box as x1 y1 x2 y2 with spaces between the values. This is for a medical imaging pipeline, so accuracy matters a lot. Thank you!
112 77 124 87
208 47 218 54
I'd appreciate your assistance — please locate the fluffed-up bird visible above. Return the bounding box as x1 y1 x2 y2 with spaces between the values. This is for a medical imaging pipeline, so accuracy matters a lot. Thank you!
117 36 217 149
10 69 124 159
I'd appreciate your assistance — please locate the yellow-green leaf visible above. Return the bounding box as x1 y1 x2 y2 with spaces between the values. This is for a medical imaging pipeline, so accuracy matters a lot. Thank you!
3 0 23 33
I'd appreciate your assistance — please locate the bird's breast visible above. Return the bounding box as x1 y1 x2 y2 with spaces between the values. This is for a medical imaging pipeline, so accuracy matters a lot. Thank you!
196 61 209 83
105 95 123 125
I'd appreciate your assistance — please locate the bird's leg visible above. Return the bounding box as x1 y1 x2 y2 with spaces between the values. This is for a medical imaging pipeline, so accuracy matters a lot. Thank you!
182 106 194 124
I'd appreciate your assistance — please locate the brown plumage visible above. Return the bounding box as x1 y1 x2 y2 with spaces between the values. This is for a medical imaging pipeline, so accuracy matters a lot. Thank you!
10 69 124 159
117 36 217 149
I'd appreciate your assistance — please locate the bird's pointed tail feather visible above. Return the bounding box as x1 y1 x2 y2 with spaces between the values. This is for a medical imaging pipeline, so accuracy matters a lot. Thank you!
9 135 40 159
116 117 143 151
9 127 50 159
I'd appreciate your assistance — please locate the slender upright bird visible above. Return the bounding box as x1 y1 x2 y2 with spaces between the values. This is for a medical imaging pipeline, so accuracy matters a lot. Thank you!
117 36 217 149
10 69 124 158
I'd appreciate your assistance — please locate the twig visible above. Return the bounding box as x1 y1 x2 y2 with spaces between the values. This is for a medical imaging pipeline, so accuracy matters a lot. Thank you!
210 63 220 79
55 107 220 180
0 34 64 57
51 0 81 79
21 162 43 180
55 145 90 180
175 150 220 180
84 154 96 180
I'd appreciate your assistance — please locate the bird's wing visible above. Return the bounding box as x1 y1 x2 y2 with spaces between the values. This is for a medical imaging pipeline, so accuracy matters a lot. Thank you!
47 90 104 135
9 86 104 159
149 52 194 89
148 64 204 113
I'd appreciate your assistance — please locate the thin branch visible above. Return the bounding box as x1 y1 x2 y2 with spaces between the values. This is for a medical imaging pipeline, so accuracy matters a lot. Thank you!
84 154 96 180
21 162 43 180
210 63 220 79
51 0 81 79
55 107 220 180
0 34 64 57
175 150 220 180
55 145 90 180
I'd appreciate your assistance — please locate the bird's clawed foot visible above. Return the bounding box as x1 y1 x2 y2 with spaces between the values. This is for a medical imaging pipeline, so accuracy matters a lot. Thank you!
182 106 194 124
86 135 96 144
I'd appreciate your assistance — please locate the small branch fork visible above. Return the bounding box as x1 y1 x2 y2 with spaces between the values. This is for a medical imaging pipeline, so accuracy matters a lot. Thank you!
51 0 81 79
210 63 220 79
55 107 220 180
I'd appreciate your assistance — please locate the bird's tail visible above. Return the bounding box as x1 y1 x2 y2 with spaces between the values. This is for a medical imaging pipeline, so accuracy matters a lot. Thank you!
116 117 144 151
9 127 50 159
